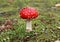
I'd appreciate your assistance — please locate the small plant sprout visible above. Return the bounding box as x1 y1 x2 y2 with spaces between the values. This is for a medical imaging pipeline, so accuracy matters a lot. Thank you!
20 7 38 32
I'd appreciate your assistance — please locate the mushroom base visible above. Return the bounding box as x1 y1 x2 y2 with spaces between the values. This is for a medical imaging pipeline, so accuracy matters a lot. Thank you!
26 19 32 32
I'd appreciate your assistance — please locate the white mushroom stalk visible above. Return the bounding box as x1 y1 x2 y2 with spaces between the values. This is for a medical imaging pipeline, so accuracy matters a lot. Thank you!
55 3 60 7
26 19 32 32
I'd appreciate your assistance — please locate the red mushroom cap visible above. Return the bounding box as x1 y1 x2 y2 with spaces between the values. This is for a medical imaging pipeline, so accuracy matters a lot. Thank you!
20 7 38 19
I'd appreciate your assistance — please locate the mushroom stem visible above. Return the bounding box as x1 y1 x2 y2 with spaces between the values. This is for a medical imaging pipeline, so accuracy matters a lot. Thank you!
26 19 32 32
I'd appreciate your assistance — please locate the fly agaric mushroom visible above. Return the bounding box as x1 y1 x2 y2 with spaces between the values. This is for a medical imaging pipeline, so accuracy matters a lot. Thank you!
20 7 38 32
